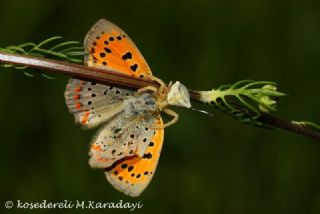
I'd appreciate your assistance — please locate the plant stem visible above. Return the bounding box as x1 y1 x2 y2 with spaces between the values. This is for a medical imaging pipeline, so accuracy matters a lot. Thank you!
189 90 320 141
258 113 320 141
1 51 319 142
0 51 159 89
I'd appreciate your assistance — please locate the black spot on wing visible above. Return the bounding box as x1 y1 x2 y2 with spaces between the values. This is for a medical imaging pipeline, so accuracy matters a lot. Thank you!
104 48 112 53
128 166 134 172
143 153 152 159
122 52 132 60
130 64 138 71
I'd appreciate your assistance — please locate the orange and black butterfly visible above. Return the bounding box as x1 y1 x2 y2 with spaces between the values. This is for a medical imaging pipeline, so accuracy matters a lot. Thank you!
65 19 191 196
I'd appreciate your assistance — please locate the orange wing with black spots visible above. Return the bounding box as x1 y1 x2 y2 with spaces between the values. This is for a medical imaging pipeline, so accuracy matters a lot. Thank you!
84 19 153 79
104 117 164 197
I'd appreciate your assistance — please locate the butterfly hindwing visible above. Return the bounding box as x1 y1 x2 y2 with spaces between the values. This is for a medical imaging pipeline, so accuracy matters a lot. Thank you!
84 19 152 79
104 116 164 197
89 113 158 169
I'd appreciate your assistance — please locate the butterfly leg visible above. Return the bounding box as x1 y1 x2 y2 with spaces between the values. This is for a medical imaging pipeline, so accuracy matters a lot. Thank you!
137 75 167 94
137 77 169 109
137 86 158 94
150 108 179 129
148 75 166 89
162 108 179 128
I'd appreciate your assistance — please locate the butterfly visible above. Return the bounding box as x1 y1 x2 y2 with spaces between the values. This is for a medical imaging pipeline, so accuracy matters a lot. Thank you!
64 19 191 197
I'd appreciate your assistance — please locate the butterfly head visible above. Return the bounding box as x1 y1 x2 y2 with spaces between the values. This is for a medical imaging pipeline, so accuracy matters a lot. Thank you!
167 81 191 108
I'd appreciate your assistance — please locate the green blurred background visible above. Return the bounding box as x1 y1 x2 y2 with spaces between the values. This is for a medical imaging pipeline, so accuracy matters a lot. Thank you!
1 0 320 213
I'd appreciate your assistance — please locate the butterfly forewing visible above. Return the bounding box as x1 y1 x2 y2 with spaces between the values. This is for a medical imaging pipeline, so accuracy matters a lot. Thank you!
84 19 153 79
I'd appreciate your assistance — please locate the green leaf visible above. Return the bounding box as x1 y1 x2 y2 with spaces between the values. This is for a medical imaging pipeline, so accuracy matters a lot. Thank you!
197 80 286 128
0 36 84 76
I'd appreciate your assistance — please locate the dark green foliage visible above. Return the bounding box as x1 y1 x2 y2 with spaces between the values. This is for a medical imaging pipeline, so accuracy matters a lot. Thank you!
0 36 83 77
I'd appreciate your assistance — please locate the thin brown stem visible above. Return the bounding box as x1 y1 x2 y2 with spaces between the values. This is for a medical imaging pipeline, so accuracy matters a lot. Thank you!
1 51 319 141
0 51 160 89
189 89 320 141
258 113 320 141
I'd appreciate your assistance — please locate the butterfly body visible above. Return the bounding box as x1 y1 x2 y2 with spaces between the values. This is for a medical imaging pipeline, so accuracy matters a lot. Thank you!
65 19 191 197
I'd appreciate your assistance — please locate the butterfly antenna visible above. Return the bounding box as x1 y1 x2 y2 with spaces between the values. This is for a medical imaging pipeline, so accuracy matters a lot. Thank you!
191 107 213 117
